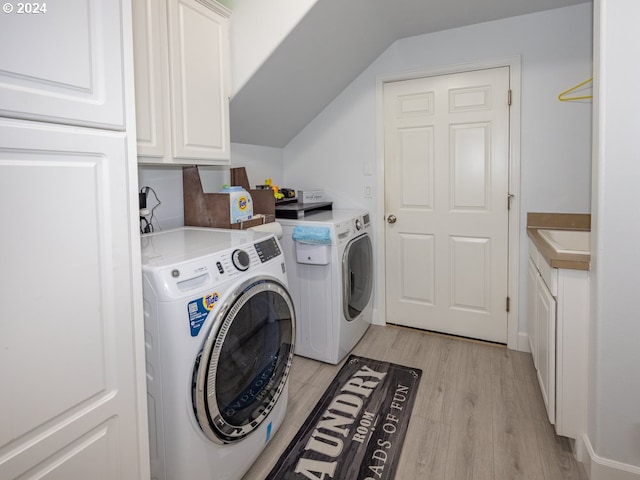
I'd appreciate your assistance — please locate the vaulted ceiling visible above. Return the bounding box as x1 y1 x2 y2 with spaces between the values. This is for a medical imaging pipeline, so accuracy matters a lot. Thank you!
229 0 590 148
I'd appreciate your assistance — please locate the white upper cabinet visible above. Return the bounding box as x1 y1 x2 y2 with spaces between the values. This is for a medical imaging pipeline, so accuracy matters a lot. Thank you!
132 0 169 156
134 0 231 165
0 0 126 130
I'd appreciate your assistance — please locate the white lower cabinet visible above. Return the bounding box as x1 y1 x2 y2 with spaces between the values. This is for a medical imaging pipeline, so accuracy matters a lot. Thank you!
133 0 231 165
527 240 588 439
534 267 556 424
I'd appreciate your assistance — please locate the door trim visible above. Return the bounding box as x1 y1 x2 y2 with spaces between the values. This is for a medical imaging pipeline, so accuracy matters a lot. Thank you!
374 55 522 350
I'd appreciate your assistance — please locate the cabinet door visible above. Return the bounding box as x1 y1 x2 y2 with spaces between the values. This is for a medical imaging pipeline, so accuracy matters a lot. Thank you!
0 119 147 479
555 269 589 439
527 257 538 367
535 274 556 425
133 0 169 157
167 0 230 163
0 0 125 129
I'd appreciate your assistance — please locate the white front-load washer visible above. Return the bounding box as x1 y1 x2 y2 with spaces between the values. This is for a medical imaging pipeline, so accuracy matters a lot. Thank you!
141 227 295 480
279 210 373 364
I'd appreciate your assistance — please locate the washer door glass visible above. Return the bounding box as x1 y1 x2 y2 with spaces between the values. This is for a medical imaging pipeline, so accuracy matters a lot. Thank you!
343 234 373 321
193 277 295 444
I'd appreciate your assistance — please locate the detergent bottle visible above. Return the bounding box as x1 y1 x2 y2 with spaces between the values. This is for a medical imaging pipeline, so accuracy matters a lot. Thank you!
221 186 253 223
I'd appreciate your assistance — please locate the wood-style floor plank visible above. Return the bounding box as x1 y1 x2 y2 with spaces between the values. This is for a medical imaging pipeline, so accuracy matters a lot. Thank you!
394 416 450 479
241 325 588 480
491 374 546 479
443 358 495 480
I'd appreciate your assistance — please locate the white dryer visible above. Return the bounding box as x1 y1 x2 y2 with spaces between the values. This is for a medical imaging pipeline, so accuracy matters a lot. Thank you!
279 210 373 364
141 227 295 480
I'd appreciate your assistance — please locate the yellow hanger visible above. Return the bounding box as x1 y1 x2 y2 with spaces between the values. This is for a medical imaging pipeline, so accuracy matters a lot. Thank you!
558 77 593 101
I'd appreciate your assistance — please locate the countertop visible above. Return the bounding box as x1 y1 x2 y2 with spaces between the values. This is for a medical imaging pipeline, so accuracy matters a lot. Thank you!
527 212 591 271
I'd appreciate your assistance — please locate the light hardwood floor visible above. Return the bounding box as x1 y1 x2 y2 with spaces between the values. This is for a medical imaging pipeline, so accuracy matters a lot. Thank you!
242 325 589 480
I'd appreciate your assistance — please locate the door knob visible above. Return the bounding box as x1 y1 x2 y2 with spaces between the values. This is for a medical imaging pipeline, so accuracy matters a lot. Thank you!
387 215 397 224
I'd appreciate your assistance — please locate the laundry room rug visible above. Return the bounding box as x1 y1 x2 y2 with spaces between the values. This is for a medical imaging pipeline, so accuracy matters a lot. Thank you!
266 355 422 480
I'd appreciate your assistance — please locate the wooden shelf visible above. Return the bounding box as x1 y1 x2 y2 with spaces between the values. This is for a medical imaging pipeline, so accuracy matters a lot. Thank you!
275 201 333 219
183 166 275 229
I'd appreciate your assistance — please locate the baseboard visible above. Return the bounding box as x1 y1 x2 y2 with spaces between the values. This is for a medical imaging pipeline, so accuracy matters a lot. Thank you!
517 332 531 352
371 307 384 326
583 434 640 480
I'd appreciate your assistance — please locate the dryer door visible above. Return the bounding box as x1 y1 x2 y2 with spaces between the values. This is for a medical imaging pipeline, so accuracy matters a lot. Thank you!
343 233 373 321
193 276 295 444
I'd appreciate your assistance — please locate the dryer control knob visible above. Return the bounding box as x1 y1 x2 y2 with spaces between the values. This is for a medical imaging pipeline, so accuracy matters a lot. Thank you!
355 219 362 231
232 249 251 271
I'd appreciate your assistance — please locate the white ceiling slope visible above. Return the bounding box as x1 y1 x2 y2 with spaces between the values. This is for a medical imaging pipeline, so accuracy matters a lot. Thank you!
229 0 589 148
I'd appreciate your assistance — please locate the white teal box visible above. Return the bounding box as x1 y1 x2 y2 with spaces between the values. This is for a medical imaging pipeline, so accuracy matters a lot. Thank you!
221 186 253 222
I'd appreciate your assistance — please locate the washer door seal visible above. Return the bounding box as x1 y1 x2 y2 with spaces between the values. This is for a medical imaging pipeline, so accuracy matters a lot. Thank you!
192 276 295 444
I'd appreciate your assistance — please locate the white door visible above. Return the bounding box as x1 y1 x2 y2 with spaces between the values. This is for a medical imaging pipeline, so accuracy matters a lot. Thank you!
0 0 126 129
384 67 510 343
0 119 148 479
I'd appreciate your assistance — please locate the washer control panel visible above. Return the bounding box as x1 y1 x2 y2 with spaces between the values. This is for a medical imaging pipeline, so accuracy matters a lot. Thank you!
231 249 251 271
154 236 285 297
254 237 281 263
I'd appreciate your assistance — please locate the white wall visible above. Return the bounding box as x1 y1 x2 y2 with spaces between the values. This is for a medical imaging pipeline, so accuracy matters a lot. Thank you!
230 143 285 187
137 165 186 231
137 143 284 230
226 0 318 95
283 4 593 335
587 0 640 474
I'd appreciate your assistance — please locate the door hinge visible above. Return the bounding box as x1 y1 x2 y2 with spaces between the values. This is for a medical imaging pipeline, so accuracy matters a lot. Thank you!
506 296 511 313
507 193 514 210
508 89 512 106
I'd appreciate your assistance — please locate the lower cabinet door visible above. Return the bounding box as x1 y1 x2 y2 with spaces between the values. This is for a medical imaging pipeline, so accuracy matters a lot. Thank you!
527 257 539 368
535 273 556 425
0 118 147 479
